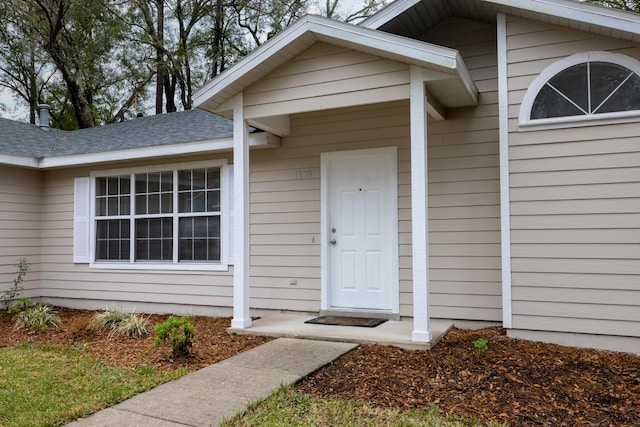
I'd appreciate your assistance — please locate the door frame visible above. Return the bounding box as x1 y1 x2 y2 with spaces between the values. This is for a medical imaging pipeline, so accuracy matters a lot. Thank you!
320 146 399 314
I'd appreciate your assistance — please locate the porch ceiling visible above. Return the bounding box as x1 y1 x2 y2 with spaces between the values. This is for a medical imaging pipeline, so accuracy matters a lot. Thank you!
194 14 478 120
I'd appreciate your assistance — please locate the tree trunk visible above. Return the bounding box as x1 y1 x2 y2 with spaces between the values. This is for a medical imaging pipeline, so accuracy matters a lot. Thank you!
155 0 164 114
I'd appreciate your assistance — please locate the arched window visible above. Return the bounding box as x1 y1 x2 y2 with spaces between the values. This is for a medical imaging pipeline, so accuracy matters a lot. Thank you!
519 52 640 130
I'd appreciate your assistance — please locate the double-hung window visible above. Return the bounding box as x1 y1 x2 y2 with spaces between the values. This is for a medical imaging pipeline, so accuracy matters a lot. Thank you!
92 161 227 269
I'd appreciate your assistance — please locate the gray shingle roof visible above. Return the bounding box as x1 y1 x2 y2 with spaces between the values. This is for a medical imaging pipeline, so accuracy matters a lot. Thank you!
0 109 235 159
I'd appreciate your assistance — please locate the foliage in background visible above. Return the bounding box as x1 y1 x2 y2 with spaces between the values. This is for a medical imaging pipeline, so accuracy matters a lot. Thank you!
0 258 30 312
586 0 640 12
0 0 389 127
155 315 195 358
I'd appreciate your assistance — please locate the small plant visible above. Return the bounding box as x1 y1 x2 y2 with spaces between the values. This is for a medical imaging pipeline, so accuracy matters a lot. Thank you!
8 296 34 315
116 313 150 338
472 338 489 357
155 316 195 358
93 307 127 330
1 258 30 311
14 303 61 331
93 308 149 338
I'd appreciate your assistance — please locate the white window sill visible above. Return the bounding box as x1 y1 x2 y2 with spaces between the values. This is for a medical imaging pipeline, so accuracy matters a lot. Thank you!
519 110 640 132
89 262 230 272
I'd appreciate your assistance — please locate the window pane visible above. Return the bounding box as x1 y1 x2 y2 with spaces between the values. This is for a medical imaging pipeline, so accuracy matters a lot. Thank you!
148 194 160 214
207 168 220 189
207 190 220 212
107 177 119 195
590 62 632 111
179 192 192 213
135 218 173 261
96 177 107 197
120 176 130 194
161 172 173 192
547 63 588 113
192 191 206 212
531 84 584 119
136 194 147 215
148 173 160 193
135 174 147 194
178 170 191 191
161 193 173 214
178 215 221 261
193 169 206 190
96 197 107 216
597 73 640 113
120 196 130 215
95 219 130 261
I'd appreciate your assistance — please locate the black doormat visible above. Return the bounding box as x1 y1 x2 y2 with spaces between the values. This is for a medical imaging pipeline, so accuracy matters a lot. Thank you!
305 316 388 328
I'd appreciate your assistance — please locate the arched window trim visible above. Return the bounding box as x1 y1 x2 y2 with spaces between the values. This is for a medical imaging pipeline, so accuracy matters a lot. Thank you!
519 51 640 131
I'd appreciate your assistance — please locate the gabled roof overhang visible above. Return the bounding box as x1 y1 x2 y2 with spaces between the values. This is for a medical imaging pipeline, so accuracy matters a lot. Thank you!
362 0 640 42
194 14 478 117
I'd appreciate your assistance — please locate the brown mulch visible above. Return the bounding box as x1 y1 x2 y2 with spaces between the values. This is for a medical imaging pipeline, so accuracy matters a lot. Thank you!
1 308 639 426
0 307 272 372
298 327 640 426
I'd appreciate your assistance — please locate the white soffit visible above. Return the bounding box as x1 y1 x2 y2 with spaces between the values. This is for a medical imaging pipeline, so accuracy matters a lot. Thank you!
484 0 640 40
193 14 478 113
360 0 422 29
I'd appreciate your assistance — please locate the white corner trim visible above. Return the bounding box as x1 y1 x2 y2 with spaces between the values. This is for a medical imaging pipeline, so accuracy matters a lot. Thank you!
518 51 640 128
359 0 421 29
497 13 513 329
484 0 640 36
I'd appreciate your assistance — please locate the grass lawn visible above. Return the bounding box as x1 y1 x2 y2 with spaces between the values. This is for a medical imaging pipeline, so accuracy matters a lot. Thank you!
222 386 506 427
0 343 181 427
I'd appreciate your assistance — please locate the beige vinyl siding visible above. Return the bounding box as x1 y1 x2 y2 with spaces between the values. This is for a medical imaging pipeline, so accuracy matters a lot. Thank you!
39 157 235 314
0 166 41 299
243 42 410 118
418 18 502 321
250 101 410 313
506 16 640 337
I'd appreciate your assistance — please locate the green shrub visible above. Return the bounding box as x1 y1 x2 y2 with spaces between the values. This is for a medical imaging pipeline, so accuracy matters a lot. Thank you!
155 316 195 358
472 338 489 357
8 296 34 315
14 303 61 331
116 313 150 338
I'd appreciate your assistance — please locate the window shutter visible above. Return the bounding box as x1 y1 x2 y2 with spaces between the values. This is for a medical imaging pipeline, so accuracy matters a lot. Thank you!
226 165 235 265
73 177 91 263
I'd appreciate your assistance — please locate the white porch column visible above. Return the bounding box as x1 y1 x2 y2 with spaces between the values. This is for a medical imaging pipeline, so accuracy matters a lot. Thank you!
410 66 432 342
231 93 252 329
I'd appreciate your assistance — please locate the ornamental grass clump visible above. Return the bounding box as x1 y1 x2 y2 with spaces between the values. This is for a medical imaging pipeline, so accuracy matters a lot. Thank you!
93 308 149 338
154 316 195 358
14 303 61 331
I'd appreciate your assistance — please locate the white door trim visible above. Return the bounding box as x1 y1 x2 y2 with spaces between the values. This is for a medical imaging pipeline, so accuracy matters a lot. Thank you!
320 146 399 314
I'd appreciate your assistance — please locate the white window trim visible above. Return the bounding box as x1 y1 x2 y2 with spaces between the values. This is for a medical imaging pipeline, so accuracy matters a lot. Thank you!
519 51 640 131
89 159 231 271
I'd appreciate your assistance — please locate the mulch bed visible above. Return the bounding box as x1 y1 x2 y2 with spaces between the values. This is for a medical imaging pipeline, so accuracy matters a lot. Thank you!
298 327 640 426
0 307 272 372
1 307 639 426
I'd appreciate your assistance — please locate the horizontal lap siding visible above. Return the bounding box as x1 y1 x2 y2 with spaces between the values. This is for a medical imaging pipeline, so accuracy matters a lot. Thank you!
0 166 41 298
250 101 411 313
39 157 234 313
421 18 502 321
243 42 410 118
507 16 640 337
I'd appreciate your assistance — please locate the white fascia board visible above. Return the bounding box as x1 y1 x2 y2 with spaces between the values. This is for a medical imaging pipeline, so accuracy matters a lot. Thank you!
37 133 279 169
360 0 422 29
0 154 40 168
484 0 640 35
194 14 474 112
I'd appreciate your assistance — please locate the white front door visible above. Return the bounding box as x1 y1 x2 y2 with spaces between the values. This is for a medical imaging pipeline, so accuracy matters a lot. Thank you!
321 147 398 312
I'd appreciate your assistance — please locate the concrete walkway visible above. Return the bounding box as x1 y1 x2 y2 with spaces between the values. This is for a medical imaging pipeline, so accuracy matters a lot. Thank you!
67 338 357 427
